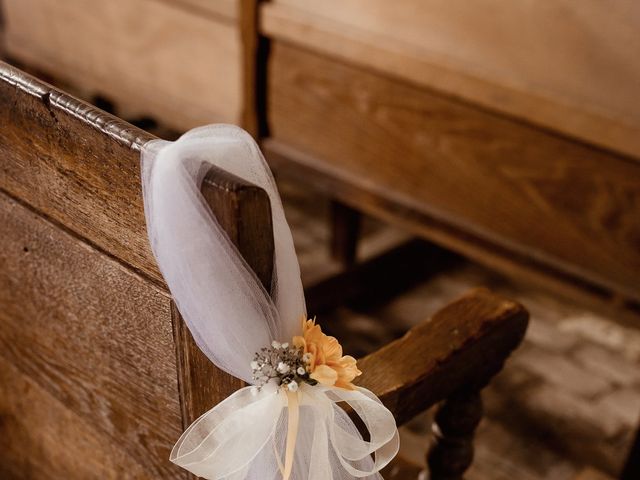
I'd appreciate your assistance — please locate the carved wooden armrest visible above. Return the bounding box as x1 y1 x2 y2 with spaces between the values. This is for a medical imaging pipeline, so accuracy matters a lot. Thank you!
354 287 528 479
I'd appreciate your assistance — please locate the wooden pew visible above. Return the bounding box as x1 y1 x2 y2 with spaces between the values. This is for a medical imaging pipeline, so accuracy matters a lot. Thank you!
0 62 528 478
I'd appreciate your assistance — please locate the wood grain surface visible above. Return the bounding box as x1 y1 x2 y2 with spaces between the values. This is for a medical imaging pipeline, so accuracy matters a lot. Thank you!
0 192 184 478
261 0 640 159
266 43 640 302
0 356 152 479
355 288 528 426
0 61 162 284
3 0 243 129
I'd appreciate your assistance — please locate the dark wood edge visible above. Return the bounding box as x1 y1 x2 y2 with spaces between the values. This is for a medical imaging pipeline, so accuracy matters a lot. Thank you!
354 288 529 426
0 60 154 151
240 0 260 136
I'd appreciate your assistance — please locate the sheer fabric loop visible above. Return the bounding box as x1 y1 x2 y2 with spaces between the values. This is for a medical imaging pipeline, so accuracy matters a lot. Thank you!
141 125 398 479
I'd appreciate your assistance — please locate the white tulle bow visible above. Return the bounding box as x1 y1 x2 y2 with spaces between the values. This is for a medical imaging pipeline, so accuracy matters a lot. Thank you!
141 125 399 479
171 384 399 479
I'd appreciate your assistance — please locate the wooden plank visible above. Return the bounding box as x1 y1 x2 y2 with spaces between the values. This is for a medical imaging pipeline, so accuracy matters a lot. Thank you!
3 0 243 130
261 0 640 159
0 192 184 478
266 43 640 302
354 288 528 426
0 61 163 284
0 356 153 479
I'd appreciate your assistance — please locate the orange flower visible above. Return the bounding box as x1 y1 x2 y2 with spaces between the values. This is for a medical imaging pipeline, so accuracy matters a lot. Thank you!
292 317 361 390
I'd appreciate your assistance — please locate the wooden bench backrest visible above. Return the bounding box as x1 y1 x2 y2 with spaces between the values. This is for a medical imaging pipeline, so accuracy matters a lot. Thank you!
0 61 272 478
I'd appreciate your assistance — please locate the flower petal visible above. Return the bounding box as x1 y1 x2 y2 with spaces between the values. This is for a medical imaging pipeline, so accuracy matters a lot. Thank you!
310 364 338 387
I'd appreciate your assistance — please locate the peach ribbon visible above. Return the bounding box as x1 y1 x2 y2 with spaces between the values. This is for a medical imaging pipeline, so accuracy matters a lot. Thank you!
275 390 300 480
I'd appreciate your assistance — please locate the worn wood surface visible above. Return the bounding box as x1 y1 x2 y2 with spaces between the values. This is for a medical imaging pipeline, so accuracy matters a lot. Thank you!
0 61 163 283
0 193 184 478
177 166 275 423
261 0 640 159
3 0 243 130
355 288 528 426
0 356 152 479
266 43 640 303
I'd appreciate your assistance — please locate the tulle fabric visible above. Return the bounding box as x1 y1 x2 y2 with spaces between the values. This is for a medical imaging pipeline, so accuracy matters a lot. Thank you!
142 125 305 382
141 125 398 479
170 384 399 480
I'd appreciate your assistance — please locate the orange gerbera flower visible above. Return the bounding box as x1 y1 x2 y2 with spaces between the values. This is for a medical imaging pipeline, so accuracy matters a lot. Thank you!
292 317 361 390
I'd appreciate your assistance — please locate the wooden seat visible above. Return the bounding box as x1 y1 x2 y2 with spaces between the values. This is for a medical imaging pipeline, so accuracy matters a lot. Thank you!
0 62 528 478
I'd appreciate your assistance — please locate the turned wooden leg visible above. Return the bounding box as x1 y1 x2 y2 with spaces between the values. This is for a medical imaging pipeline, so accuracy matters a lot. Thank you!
427 390 483 480
621 424 640 480
330 200 362 267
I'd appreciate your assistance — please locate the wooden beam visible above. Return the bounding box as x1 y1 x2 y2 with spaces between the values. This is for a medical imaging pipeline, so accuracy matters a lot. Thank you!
264 43 640 304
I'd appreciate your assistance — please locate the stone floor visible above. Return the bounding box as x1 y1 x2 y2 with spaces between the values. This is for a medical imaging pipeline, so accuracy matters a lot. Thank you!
279 180 640 480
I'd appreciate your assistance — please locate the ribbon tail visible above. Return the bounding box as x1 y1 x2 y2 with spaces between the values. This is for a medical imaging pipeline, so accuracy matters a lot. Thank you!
277 390 300 480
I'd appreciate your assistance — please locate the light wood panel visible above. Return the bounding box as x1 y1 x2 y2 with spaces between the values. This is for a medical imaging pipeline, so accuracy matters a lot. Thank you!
0 192 184 478
266 43 640 302
170 0 239 20
3 0 243 130
262 0 640 159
